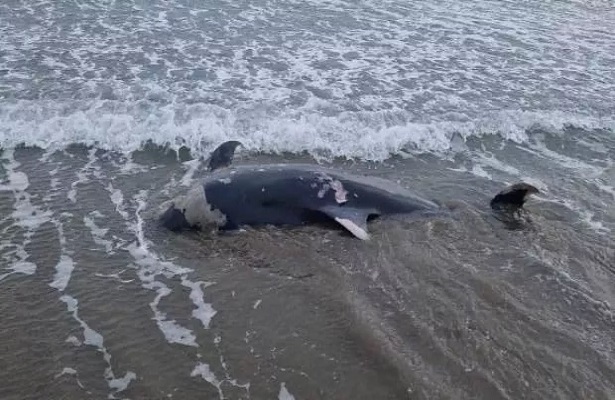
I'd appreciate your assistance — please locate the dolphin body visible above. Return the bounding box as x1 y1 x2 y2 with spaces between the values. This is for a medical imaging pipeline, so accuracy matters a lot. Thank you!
160 163 441 239
159 141 539 240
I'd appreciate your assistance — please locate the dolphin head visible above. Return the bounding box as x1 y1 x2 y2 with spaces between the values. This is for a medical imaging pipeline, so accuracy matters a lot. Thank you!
159 184 226 232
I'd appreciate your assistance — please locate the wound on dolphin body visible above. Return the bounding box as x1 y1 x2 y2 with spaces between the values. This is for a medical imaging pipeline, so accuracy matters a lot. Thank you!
315 172 349 204
159 185 227 231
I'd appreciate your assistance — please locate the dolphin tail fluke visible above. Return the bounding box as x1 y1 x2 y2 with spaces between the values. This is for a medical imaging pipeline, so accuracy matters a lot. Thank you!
490 183 539 210
207 140 242 172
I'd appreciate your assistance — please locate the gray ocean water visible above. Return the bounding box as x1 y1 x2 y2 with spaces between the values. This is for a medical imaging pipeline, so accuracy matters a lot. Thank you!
1 0 615 399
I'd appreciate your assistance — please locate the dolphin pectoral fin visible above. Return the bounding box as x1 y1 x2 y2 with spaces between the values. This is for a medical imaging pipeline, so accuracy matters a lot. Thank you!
334 217 370 240
318 206 371 240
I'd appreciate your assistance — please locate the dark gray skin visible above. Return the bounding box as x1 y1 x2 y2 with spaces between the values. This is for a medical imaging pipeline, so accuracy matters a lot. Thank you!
213 165 440 229
207 141 242 171
160 164 442 239
159 141 540 239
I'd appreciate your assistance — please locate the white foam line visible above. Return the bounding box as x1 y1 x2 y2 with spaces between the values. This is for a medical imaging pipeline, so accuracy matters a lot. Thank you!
138 273 198 347
48 211 136 396
0 261 36 282
579 210 611 234
191 362 224 400
54 367 86 389
118 154 150 175
95 270 134 284
0 149 53 229
278 383 296 400
470 164 491 179
482 156 520 176
470 152 521 180
38 149 55 164
66 335 82 346
180 159 203 187
110 188 230 393
180 277 217 329
106 184 130 220
0 150 52 282
212 335 251 396
55 367 78 377
50 254 75 291
41 158 137 397
67 147 101 203
131 192 244 396
133 191 149 250
525 141 606 177
594 180 615 201
83 213 114 253
537 194 611 235
60 294 136 398
121 192 201 347
42 176 62 203
527 249 613 321
126 228 196 346
47 210 76 292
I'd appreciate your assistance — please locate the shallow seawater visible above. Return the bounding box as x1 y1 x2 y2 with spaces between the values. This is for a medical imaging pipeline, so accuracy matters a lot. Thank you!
1 0 615 398
1 137 613 400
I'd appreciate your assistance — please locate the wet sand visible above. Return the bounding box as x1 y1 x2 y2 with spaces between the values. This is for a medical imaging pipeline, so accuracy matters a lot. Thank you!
1 144 614 399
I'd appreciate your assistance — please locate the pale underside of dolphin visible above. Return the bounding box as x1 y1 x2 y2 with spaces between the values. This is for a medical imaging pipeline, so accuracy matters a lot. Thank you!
159 141 539 240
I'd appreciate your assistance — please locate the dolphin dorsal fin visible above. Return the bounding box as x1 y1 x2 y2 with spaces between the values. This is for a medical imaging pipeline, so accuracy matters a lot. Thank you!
207 141 242 171
318 206 373 240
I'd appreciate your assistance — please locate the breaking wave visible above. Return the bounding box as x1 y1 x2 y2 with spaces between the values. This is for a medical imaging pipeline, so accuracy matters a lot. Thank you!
1 99 612 161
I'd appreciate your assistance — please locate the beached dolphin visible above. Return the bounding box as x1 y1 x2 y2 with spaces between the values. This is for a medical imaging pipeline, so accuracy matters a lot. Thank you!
159 141 539 240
